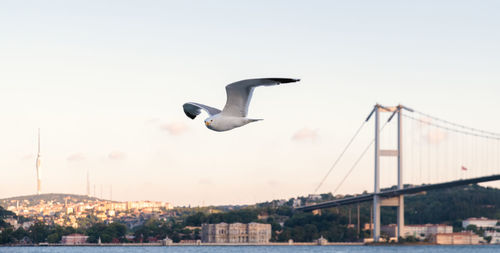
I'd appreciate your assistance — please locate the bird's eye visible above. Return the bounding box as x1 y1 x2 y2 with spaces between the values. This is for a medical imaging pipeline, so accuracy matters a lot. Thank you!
211 120 213 122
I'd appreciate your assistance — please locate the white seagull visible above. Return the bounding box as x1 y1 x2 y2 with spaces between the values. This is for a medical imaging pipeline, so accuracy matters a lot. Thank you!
183 78 300 132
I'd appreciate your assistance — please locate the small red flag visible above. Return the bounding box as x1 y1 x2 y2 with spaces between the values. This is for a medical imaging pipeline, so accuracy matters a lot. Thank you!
461 166 468 171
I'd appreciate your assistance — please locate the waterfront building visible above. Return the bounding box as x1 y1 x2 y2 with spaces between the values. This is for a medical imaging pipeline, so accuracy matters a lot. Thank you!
381 224 452 240
61 234 88 245
433 232 480 245
404 224 453 239
462 217 498 229
316 236 328 245
201 222 271 243
380 224 397 238
484 230 500 244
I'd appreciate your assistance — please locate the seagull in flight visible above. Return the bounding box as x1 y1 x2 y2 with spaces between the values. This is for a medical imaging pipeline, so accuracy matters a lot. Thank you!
183 78 300 132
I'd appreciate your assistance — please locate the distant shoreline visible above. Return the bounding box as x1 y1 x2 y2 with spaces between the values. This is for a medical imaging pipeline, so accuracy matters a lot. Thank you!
3 242 497 247
2 242 365 247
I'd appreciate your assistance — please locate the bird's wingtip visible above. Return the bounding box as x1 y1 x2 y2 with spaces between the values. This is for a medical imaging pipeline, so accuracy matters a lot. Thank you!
286 78 300 83
184 110 197 119
269 78 301 84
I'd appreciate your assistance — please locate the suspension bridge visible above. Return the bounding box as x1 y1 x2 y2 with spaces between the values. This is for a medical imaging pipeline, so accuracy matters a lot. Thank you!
296 104 500 242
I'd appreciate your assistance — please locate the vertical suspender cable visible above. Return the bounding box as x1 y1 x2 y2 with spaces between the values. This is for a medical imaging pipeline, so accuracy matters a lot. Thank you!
314 120 368 194
332 121 390 196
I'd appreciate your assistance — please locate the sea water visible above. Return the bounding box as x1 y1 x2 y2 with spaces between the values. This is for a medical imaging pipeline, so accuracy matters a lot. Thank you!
1 245 500 253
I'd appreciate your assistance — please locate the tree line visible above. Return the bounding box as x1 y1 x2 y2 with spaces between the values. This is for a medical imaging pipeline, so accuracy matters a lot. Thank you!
1 184 500 244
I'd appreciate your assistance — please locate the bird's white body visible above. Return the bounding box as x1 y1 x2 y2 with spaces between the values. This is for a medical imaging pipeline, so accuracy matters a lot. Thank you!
183 78 299 132
205 114 260 132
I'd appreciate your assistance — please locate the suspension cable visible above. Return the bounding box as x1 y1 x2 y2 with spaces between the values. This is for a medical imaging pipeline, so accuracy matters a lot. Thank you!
403 114 500 140
413 110 500 137
316 105 499 196
314 120 367 193
332 121 389 196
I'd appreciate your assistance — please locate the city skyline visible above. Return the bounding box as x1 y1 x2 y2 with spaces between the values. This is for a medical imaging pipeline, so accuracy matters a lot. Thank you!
1 1 500 206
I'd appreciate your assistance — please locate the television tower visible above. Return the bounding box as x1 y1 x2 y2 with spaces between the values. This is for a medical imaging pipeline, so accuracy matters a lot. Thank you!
36 128 42 195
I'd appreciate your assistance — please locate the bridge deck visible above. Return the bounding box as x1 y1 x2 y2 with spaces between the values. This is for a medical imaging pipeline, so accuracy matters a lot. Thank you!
295 174 500 212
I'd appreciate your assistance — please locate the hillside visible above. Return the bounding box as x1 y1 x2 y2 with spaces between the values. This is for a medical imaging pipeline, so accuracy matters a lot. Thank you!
178 184 500 242
1 184 499 243
0 193 104 208
397 184 500 225
0 206 15 228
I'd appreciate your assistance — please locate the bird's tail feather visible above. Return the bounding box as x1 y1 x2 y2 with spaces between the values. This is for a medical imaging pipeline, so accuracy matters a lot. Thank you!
248 118 263 123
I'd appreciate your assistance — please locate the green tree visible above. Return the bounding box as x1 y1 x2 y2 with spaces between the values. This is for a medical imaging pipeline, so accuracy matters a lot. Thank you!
466 224 478 232
85 222 127 243
12 227 29 242
485 236 492 243
0 227 14 244
47 233 60 243
30 222 50 243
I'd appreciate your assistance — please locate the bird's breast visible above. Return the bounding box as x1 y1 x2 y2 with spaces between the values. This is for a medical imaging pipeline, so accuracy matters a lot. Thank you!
210 116 248 131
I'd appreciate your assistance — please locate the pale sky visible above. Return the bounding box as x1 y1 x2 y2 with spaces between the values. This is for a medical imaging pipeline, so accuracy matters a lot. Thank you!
1 1 499 206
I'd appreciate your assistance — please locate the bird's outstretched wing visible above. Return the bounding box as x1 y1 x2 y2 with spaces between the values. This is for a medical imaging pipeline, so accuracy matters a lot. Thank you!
183 102 221 119
222 78 300 117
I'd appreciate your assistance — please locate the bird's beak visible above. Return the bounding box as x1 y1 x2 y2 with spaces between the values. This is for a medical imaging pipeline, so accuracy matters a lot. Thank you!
205 121 210 126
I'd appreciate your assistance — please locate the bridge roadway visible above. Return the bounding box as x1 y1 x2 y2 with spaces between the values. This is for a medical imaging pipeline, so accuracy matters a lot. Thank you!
296 174 500 212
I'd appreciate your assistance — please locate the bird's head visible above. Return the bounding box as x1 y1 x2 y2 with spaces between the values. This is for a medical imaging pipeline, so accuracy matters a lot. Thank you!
204 116 217 129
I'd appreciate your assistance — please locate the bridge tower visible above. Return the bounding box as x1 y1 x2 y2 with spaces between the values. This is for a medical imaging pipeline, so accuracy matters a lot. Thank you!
372 104 409 242
298 103 500 241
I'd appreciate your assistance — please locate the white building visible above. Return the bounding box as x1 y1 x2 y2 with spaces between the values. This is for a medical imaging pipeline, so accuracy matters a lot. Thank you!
4 218 20 229
381 224 453 240
201 222 271 244
307 194 322 201
484 230 500 244
404 224 453 239
434 232 480 245
292 198 301 208
125 201 172 210
462 217 498 229
61 234 88 245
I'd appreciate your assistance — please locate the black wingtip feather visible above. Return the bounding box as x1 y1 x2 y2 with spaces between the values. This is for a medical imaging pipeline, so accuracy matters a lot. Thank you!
184 110 197 119
269 78 300 84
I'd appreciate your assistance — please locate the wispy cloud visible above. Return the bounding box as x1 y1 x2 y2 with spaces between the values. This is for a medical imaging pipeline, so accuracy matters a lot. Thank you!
426 128 447 144
198 178 212 185
67 153 86 162
160 122 189 136
108 151 127 161
267 180 279 187
292 128 319 142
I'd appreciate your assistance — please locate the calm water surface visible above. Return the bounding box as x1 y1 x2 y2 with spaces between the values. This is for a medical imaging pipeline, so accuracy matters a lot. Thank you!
1 245 500 253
